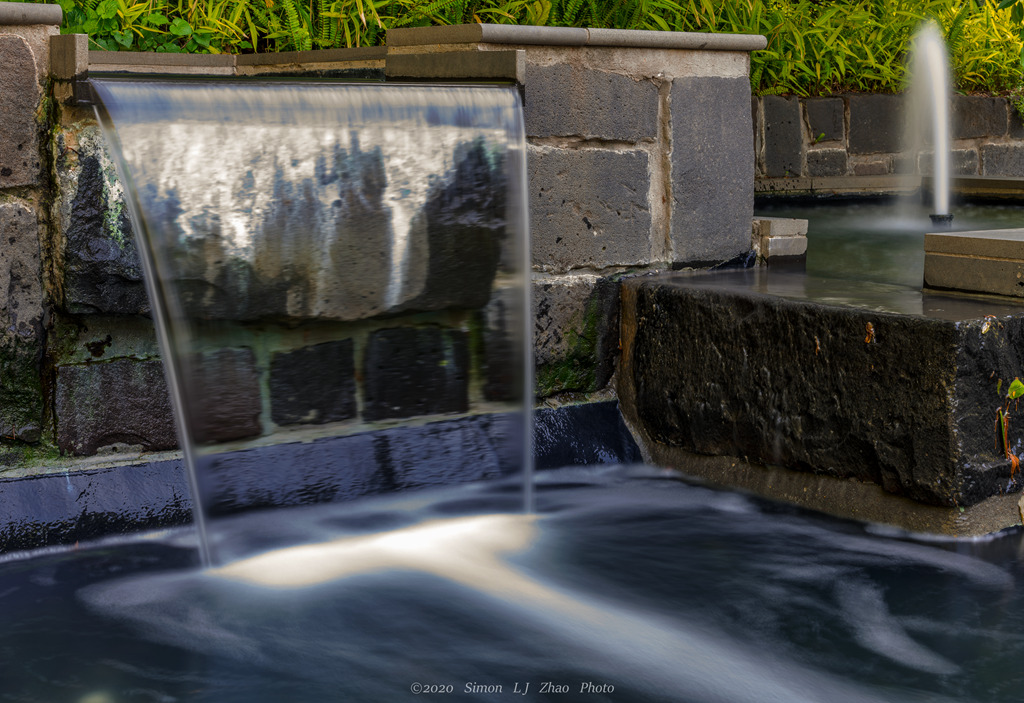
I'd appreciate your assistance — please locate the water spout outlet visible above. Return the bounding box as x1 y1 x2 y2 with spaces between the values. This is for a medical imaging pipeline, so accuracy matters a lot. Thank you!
929 213 954 228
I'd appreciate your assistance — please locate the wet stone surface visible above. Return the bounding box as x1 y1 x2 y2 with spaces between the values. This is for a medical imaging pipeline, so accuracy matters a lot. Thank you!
270 340 357 426
622 270 1024 507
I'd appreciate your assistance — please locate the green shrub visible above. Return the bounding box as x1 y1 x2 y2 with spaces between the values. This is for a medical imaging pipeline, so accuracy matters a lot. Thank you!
14 0 1024 96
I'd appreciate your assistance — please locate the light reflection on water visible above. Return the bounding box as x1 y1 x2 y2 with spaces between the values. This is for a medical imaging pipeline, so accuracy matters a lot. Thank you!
3 466 1024 702
756 199 1024 289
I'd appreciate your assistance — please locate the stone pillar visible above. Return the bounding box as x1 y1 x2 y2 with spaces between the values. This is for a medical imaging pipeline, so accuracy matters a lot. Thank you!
388 25 766 395
0 3 60 444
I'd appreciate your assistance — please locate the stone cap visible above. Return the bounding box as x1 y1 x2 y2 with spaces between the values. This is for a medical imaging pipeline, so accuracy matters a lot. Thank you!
0 2 61 26
925 229 1024 260
388 24 767 51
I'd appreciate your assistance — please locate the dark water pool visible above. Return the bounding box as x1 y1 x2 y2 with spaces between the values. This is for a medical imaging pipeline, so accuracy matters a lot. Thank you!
756 199 1024 289
3 466 1023 702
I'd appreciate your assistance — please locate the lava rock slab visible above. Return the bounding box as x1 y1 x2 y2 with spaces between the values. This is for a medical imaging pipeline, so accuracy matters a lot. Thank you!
619 270 1024 507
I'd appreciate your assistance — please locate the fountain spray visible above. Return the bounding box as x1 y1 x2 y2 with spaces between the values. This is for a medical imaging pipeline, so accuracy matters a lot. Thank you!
909 22 953 228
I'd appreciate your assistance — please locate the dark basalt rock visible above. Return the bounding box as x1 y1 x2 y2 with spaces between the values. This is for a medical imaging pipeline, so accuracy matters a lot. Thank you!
621 270 1024 507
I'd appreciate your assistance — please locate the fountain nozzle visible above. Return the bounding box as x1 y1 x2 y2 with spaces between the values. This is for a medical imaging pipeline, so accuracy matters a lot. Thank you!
929 213 954 228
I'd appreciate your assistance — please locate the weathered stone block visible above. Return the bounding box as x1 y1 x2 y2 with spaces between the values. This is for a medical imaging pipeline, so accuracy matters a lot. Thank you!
1010 106 1024 139
56 358 177 455
672 76 754 264
981 143 1024 177
0 201 43 442
363 328 469 421
524 62 658 141
919 149 978 176
851 158 891 176
806 148 847 177
762 95 803 177
530 147 651 272
533 275 619 396
804 97 844 142
187 348 262 444
56 126 148 315
270 340 356 426
848 94 902 154
953 96 1007 139
482 286 524 403
924 229 1024 298
620 270 1024 507
0 35 41 188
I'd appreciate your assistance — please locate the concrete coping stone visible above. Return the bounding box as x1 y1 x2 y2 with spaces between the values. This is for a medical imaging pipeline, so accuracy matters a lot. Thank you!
0 1 61 26
388 24 767 51
925 229 1024 260
90 50 237 68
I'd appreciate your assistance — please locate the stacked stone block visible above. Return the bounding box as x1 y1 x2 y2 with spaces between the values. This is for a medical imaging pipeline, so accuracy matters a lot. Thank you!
0 8 59 447
755 93 1024 182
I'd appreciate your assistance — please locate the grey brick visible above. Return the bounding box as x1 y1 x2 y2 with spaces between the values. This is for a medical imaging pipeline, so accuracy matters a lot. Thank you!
525 63 658 141
530 147 652 272
953 96 1007 139
763 95 803 177
363 328 470 421
919 149 979 176
848 94 903 154
0 35 41 188
187 348 262 444
671 76 755 264
806 149 847 177
804 97 844 142
982 143 1024 177
56 358 177 456
270 340 357 426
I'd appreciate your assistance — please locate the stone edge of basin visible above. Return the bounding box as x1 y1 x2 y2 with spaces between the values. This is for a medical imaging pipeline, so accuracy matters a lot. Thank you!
0 403 640 554
0 1 61 26
387 23 768 51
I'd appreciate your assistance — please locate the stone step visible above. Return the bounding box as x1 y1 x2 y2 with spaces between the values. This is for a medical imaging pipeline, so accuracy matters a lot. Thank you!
618 267 1024 511
925 228 1024 298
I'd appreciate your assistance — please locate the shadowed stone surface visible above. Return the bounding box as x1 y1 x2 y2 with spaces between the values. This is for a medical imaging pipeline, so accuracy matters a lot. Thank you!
806 149 847 177
187 348 262 444
620 270 1024 508
530 147 651 272
533 275 620 396
482 286 523 402
672 76 755 264
804 98 844 142
953 96 1007 139
0 201 44 442
0 35 41 188
982 144 1024 177
762 95 802 178
533 401 641 469
59 135 148 315
270 340 356 426
524 62 658 141
363 328 470 421
848 94 902 154
56 358 177 455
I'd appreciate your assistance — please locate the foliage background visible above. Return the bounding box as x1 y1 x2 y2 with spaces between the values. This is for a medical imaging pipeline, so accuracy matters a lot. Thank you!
18 0 1024 96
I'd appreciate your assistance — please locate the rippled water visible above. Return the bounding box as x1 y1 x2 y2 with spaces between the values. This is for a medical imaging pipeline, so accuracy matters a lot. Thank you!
4 465 1024 702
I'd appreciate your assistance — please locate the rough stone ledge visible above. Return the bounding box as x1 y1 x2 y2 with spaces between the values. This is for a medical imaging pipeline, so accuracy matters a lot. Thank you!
617 268 1024 511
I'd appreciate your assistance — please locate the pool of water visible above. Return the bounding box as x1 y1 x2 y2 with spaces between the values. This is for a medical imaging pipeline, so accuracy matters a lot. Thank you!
4 465 1024 702
755 199 1024 289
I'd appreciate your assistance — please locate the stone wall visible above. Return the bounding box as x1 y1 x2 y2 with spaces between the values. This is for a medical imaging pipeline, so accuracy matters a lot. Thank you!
755 93 1024 182
0 19 764 465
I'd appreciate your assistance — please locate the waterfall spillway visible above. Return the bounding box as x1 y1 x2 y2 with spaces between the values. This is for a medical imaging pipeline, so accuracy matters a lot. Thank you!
907 22 953 219
93 79 531 565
